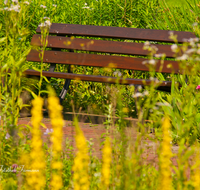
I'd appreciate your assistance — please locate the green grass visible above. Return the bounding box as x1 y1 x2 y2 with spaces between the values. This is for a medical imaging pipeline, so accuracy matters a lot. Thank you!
159 0 197 6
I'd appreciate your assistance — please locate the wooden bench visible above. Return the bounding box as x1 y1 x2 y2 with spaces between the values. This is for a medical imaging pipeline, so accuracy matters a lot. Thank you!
25 23 196 103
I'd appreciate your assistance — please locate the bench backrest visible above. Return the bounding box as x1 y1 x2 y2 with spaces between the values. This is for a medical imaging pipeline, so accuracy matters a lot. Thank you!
27 23 196 74
26 23 196 91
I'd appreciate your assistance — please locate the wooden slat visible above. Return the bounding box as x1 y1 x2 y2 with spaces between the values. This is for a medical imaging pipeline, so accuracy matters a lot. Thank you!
24 69 172 92
36 23 196 43
26 50 180 74
31 34 175 58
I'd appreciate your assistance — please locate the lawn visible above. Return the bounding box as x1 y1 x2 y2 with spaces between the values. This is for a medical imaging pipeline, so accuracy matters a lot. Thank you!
159 0 197 6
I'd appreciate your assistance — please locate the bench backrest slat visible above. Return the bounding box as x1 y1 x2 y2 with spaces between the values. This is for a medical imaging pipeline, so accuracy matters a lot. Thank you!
27 50 180 74
31 34 175 58
36 23 196 43
25 69 172 88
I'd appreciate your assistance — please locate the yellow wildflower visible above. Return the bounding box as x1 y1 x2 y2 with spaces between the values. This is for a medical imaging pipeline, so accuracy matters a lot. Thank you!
72 118 90 190
101 137 112 188
158 116 173 190
26 96 46 190
48 95 64 190
191 144 200 190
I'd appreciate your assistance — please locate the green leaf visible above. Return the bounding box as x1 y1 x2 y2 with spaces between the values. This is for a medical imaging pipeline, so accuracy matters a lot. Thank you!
23 87 37 99
40 123 47 129
0 37 7 44
42 75 50 83
32 66 42 72
40 90 49 94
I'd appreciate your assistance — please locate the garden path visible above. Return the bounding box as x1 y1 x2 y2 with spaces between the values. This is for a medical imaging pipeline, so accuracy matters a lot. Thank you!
18 113 191 178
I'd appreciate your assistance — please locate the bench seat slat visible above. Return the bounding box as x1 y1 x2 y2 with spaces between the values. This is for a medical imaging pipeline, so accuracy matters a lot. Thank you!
36 23 196 43
31 34 175 58
24 69 172 92
26 50 180 74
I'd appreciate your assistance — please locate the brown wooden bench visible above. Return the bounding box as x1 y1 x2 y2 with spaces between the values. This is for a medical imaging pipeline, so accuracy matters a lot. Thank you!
25 23 196 103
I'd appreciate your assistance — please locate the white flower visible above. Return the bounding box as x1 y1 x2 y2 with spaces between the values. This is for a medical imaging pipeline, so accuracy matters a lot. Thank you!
144 41 150 46
85 3 87 5
142 60 148 65
12 0 18 3
39 19 51 28
137 85 142 92
168 31 174 35
40 5 46 8
155 53 165 58
188 38 196 46
44 128 53 135
9 4 20 12
38 23 45 28
24 1 30 5
192 22 198 27
143 90 149 96
82 6 90 9
151 45 158 52
52 4 57 7
132 92 143 98
5 133 10 139
177 54 188 61
149 77 160 84
197 49 200 55
94 172 101 177
142 59 156 65
185 48 196 54
2 7 9 10
4 0 8 4
193 38 199 42
43 17 50 20
44 20 51 27
171 44 178 52
113 71 122 77
149 59 156 65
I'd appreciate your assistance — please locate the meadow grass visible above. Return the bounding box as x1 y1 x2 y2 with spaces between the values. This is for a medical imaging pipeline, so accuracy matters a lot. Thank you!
1 0 200 189
159 0 197 7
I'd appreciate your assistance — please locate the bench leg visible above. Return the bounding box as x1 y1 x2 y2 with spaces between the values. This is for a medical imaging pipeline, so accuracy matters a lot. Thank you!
59 65 71 104
59 79 71 103
134 85 139 117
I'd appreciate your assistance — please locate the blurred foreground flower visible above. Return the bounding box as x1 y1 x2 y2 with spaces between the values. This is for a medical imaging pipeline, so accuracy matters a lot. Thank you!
196 85 200 90
44 128 53 135
48 94 64 190
191 144 200 190
73 118 90 190
26 96 46 189
158 116 172 190
101 137 112 188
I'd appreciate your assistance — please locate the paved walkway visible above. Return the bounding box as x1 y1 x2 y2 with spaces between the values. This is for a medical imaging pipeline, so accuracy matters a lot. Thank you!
18 115 177 158
18 114 192 178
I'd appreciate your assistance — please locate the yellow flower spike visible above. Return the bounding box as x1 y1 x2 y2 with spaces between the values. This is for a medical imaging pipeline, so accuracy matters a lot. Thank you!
158 116 173 190
25 96 46 190
101 137 112 188
191 144 200 190
47 92 64 190
73 118 90 190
